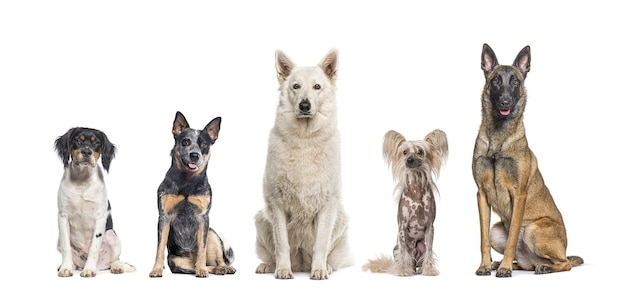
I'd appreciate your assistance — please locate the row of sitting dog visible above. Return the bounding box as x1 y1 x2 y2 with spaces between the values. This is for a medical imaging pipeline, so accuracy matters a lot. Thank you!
54 44 583 279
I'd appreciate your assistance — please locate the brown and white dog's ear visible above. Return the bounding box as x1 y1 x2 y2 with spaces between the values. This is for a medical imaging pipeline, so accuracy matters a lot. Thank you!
481 43 499 78
96 130 117 172
276 49 295 85
204 116 221 143
513 45 531 78
172 111 190 136
318 48 338 83
424 129 449 178
54 127 78 169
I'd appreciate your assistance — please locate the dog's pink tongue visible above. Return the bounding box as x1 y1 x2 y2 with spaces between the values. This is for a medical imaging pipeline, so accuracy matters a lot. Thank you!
500 109 510 116
188 163 197 169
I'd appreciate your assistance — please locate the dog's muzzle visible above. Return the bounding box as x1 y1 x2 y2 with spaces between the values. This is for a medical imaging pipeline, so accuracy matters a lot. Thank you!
406 156 420 169
498 95 512 116
297 99 312 118
76 147 96 166
187 152 200 170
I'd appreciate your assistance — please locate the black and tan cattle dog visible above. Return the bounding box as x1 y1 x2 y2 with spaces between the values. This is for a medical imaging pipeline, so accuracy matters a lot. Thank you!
149 111 236 278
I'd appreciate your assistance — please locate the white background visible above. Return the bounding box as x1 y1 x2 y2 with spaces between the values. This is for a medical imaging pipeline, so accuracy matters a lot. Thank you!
1 1 623 290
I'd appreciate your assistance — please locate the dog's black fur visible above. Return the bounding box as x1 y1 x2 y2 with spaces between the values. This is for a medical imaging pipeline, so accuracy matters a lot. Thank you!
55 127 116 172
149 111 236 278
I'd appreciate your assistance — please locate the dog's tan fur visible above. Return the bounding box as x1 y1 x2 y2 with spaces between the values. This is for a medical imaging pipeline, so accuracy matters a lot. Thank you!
473 43 583 277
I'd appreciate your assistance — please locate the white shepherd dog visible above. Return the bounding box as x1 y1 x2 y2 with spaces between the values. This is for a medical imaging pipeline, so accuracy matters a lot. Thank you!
254 48 351 280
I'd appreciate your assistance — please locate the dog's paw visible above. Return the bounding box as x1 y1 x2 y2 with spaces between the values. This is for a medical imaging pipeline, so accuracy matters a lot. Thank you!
495 267 512 278
310 268 329 280
58 268 73 277
224 265 237 274
534 264 554 275
275 268 293 279
418 267 439 276
195 267 210 278
475 266 491 276
208 266 226 275
491 260 501 270
208 265 236 275
149 268 163 278
80 269 96 278
255 263 275 273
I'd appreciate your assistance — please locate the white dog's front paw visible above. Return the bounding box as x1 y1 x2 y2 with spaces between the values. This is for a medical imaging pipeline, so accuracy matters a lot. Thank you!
311 268 329 280
255 262 275 273
275 268 293 279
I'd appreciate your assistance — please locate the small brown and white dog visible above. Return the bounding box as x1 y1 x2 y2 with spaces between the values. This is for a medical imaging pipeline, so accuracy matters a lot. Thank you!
363 129 448 276
55 127 135 277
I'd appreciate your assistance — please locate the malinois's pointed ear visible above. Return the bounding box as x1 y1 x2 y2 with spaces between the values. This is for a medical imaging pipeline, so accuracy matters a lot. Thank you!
481 43 499 77
172 111 190 136
276 50 295 85
204 116 221 143
319 48 338 83
513 45 531 78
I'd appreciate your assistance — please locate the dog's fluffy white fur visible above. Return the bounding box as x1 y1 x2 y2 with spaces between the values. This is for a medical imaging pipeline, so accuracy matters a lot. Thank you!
254 48 352 280
363 129 448 276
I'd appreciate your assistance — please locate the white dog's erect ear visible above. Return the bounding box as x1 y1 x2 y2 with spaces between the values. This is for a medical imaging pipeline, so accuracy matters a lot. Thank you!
319 48 338 83
275 49 295 84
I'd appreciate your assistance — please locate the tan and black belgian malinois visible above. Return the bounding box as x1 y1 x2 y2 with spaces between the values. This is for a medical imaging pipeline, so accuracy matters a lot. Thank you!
472 44 583 278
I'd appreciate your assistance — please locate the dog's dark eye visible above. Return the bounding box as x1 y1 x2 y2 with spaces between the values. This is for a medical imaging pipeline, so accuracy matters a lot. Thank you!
403 150 408 155
510 78 520 86
201 142 208 148
313 84 321 90
182 138 191 146
418 149 423 156
491 78 500 86
293 83 301 90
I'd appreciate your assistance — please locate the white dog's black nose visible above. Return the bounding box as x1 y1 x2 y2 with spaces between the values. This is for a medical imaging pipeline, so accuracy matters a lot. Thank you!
299 99 311 113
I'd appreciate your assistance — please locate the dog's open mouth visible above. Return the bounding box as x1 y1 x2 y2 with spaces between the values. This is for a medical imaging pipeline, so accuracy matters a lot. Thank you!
499 108 511 116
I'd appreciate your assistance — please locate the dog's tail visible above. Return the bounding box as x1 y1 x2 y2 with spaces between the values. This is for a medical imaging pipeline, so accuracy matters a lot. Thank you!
568 255 584 267
362 254 394 273
221 237 235 265
208 228 235 266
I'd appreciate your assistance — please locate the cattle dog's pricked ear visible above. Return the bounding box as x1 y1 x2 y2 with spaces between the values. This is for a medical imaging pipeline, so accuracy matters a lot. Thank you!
513 45 531 79
97 130 117 173
319 48 338 83
54 127 78 169
275 49 295 85
172 111 190 136
204 117 221 143
481 43 499 78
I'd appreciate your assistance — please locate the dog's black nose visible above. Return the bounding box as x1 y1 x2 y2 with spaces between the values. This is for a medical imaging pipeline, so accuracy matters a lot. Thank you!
81 148 92 157
407 156 414 165
189 152 199 162
299 99 311 112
